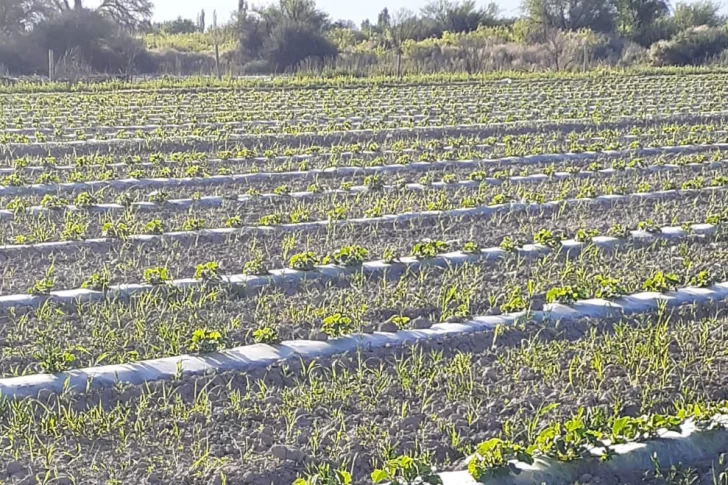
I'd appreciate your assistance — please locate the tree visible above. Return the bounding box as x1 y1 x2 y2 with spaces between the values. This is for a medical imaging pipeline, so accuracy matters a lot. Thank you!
197 8 205 32
160 16 196 34
615 0 669 43
672 1 724 31
41 0 152 29
0 0 48 34
522 0 617 33
258 0 329 32
421 0 499 34
377 7 390 30
263 18 336 70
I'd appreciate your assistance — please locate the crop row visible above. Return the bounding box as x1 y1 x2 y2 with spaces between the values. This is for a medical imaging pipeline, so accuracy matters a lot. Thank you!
0 300 726 483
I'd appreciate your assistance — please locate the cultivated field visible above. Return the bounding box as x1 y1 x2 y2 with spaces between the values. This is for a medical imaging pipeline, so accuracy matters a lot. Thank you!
0 73 728 485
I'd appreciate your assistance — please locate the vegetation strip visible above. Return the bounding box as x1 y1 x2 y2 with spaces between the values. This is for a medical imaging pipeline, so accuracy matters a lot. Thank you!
1 141 727 198
2 275 728 399
437 414 728 485
0 184 723 260
4 110 728 157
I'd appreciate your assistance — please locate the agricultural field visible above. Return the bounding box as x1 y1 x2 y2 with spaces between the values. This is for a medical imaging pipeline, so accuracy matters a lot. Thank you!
0 72 728 485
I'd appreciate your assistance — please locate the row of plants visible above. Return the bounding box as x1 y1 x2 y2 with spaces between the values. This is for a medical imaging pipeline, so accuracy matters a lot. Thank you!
1 168 725 247
293 401 728 484
4 74 728 125
1 301 727 483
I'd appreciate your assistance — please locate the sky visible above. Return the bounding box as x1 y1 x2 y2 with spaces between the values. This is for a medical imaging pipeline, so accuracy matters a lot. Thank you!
151 0 523 24
151 0 727 25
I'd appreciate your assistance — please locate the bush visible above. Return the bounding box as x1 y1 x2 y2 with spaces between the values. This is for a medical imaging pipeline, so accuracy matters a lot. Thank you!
649 26 728 66
264 22 338 72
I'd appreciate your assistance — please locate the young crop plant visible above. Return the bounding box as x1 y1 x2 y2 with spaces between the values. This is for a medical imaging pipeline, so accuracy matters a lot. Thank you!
469 171 487 182
102 221 131 239
115 192 135 207
182 218 206 231
462 241 481 254
252 326 280 344
594 275 627 299
383 247 401 264
28 266 55 295
40 194 68 210
195 262 222 281
412 240 450 259
144 219 165 235
323 245 369 266
294 464 352 485
144 267 171 285
81 268 111 291
307 182 324 193
273 185 291 196
499 285 528 313
321 313 354 338
499 236 522 252
188 328 225 353
642 271 681 293
149 190 171 203
533 411 607 462
688 270 715 288
608 224 631 238
258 213 284 226
468 439 533 481
534 229 562 248
289 252 319 271
364 175 385 191
372 456 442 485
74 192 99 208
442 173 458 184
574 228 600 243
546 285 587 304
243 257 269 276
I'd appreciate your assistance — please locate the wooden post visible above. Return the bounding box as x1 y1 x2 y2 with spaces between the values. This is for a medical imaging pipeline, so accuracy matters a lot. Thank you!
215 43 221 80
48 50 54 82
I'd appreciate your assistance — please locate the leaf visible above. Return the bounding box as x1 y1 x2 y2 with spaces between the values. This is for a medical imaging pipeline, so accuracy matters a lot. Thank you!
370 469 389 483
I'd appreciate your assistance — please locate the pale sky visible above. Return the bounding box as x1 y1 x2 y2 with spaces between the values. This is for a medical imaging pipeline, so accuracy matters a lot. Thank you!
152 0 523 24
151 0 726 24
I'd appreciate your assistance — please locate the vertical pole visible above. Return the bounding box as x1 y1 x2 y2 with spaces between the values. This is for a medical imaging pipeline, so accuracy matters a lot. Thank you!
48 50 54 82
215 43 221 80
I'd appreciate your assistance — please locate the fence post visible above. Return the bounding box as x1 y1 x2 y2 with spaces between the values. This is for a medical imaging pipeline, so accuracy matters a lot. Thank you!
48 50 54 82
215 43 221 80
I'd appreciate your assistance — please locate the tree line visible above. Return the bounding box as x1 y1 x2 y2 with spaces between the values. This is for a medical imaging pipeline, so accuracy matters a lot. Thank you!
1 0 727 77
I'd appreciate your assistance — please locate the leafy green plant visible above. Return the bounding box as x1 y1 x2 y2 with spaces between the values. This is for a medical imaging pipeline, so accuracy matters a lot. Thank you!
189 329 224 353
252 327 280 344
499 236 521 252
642 271 681 292
372 456 442 485
28 267 54 296
294 464 352 485
323 246 369 266
144 219 165 235
289 252 319 271
546 285 587 304
182 218 205 231
468 439 533 481
40 195 67 210
144 267 171 285
321 313 354 338
102 221 131 239
364 175 385 191
243 257 269 275
194 262 221 281
74 192 98 208
462 241 481 254
81 268 111 291
534 229 561 248
258 213 284 226
412 240 450 259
